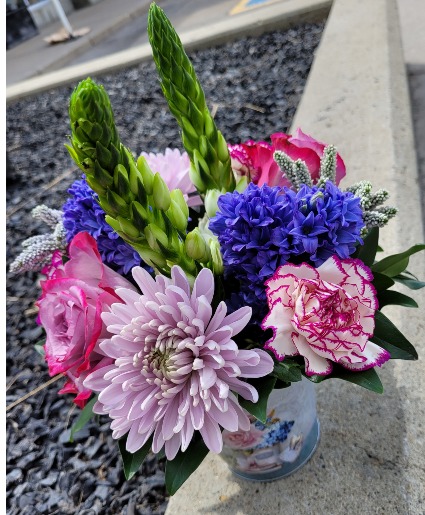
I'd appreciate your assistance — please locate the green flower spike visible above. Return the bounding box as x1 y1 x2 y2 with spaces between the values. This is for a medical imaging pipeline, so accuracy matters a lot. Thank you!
66 77 199 280
147 2 235 195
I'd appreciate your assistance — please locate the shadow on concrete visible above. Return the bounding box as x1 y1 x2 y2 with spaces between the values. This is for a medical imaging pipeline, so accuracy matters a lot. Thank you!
407 64 425 237
199 366 409 514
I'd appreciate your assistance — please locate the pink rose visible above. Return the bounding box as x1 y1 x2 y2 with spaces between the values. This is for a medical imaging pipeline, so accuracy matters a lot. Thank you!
262 256 390 376
37 232 136 407
229 128 346 188
222 427 264 450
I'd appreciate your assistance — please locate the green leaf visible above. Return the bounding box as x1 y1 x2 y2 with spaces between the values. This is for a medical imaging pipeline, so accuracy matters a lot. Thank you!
372 244 425 277
119 435 153 480
165 435 209 495
370 335 415 360
239 376 277 424
372 272 395 292
69 395 98 443
373 310 418 360
393 273 425 290
306 366 383 393
304 373 326 384
332 367 383 394
34 340 45 357
273 361 302 383
378 290 418 309
356 227 379 266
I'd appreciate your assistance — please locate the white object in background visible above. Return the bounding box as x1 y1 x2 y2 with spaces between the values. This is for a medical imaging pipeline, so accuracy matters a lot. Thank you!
50 0 74 36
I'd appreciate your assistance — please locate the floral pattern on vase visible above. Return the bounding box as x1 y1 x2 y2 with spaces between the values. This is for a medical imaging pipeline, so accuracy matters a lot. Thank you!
220 378 319 481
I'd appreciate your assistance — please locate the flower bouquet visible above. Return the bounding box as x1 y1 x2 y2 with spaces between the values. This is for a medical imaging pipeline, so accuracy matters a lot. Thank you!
10 2 425 495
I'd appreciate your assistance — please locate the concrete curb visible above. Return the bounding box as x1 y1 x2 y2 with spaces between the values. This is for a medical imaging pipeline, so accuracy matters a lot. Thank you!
164 0 425 513
6 0 331 104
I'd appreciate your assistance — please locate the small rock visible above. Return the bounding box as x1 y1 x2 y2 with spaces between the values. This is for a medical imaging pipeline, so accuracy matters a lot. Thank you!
6 468 23 488
39 471 59 486
93 484 110 501
16 451 41 469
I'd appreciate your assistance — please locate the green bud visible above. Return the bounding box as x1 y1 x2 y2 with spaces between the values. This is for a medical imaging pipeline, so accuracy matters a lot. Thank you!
205 189 222 218
209 239 224 275
152 173 171 211
235 175 249 193
96 141 112 170
114 164 133 204
86 176 106 196
93 161 113 188
132 243 168 269
204 113 217 142
79 119 103 141
189 163 207 192
166 199 188 232
128 159 140 196
181 116 199 144
216 131 231 163
131 201 148 231
137 156 154 195
145 223 169 251
106 189 129 216
104 215 124 236
65 143 80 165
185 228 210 262
170 189 189 220
116 215 141 240
98 196 118 216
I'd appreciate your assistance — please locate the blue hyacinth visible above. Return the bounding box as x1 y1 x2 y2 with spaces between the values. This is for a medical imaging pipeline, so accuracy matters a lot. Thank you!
209 182 364 319
62 176 146 275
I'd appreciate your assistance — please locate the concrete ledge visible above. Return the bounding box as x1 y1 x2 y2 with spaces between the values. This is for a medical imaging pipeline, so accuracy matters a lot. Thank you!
165 0 425 513
6 0 331 104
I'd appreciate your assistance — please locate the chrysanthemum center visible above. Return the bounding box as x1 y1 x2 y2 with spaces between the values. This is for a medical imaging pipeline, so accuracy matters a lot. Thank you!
148 347 174 376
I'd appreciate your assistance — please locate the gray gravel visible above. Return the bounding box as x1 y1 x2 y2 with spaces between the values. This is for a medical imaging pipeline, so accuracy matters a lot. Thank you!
6 21 325 515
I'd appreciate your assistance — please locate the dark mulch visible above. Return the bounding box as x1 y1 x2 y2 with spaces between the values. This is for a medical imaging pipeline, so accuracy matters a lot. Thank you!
6 20 325 515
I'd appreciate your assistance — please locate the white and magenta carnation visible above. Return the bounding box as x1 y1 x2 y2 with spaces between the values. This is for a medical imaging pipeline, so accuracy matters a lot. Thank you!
229 128 346 188
38 232 135 407
141 148 202 207
84 265 274 459
262 256 390 376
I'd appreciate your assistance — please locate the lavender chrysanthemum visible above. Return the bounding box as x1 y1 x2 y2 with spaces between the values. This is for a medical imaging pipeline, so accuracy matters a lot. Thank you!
62 177 143 275
83 266 274 459
209 182 364 316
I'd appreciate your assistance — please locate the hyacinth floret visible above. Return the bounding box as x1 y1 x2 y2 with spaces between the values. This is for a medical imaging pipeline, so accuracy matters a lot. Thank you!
62 177 144 275
290 181 364 264
209 183 295 303
83 265 274 459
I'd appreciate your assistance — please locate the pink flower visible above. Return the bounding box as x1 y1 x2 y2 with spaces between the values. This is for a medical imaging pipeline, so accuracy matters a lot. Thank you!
40 250 64 280
262 256 390 376
37 232 135 407
141 148 202 207
229 128 346 187
222 426 264 450
84 265 274 460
